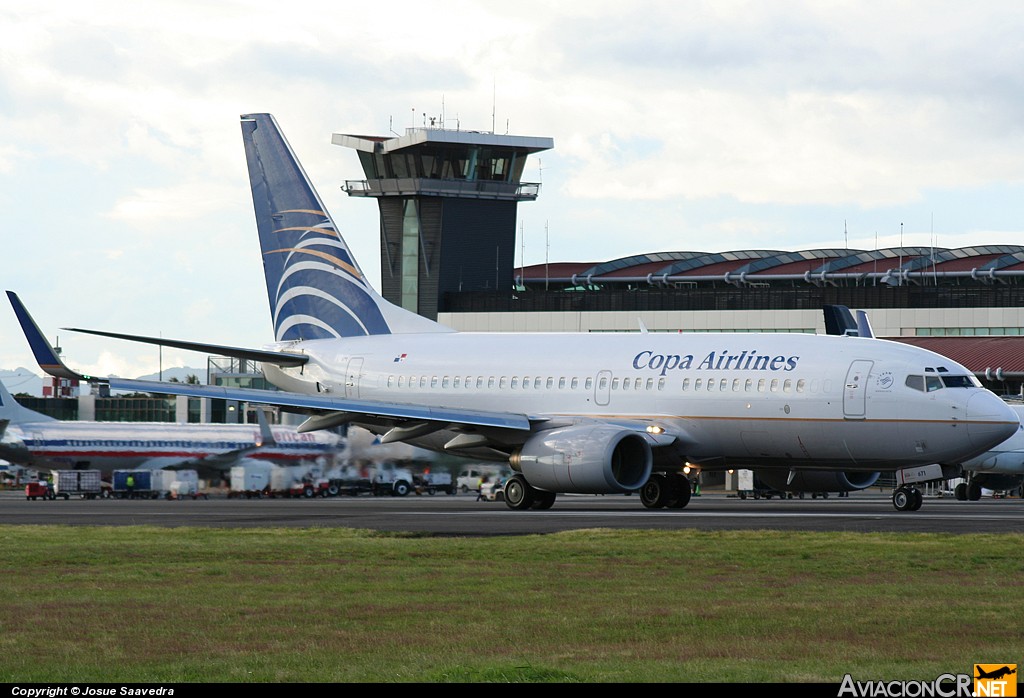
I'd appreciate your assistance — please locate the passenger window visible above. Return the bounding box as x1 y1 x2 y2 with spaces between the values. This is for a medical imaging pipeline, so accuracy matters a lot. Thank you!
559 377 566 389
783 379 792 393
546 378 553 389
796 379 806 393
771 379 779 392
744 379 752 392
682 378 690 391
572 378 579 389
487 377 495 389
420 377 427 389
586 378 593 390
499 377 507 389
646 378 653 390
695 379 703 390
732 379 740 391
443 377 450 389
658 378 665 390
431 377 438 388
599 377 608 390
721 380 728 392
706 379 715 391
757 379 766 393
511 377 519 389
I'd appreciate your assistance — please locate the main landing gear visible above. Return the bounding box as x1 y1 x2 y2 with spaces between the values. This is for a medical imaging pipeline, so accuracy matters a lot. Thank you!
892 485 923 512
503 474 557 511
639 473 692 510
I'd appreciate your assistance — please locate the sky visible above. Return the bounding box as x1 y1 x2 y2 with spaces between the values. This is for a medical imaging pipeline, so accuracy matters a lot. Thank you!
2 0 1024 385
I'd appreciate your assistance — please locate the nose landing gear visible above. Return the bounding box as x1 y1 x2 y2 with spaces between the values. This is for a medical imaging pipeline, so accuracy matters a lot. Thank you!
892 485 923 511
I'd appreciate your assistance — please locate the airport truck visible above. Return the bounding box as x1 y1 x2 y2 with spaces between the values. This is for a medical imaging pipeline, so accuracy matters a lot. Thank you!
327 463 416 497
414 471 456 495
53 470 105 499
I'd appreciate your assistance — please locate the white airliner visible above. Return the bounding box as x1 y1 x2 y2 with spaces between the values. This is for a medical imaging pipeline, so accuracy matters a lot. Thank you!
29 112 1018 512
1 297 344 480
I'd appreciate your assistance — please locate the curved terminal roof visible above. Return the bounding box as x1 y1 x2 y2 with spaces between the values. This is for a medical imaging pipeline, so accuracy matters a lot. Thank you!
518 245 1024 285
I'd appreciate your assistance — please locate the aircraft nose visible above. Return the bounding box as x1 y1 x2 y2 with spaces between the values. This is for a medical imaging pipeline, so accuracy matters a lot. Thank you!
965 393 1019 450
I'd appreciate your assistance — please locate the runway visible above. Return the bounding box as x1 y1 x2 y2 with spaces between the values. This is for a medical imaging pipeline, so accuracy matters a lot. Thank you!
2 489 1022 535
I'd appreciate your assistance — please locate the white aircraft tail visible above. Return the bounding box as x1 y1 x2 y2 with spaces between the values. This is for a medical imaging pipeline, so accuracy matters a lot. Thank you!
239 113 452 340
0 379 55 425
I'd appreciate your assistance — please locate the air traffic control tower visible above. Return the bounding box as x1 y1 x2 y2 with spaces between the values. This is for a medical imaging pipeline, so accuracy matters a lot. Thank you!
333 124 553 320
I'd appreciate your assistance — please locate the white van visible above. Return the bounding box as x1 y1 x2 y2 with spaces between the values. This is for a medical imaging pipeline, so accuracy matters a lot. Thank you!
456 465 508 493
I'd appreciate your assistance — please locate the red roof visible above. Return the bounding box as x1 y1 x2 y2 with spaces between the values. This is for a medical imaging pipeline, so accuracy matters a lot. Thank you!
888 337 1024 376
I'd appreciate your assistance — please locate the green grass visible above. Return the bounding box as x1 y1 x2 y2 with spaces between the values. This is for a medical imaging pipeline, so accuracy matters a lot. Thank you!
0 526 1021 682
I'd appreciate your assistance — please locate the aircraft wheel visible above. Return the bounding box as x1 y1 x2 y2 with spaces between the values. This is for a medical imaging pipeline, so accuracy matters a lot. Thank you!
738 492 746 500
667 477 692 509
967 482 982 501
640 474 671 509
955 483 967 501
503 475 535 510
910 487 923 511
892 487 912 511
531 490 557 510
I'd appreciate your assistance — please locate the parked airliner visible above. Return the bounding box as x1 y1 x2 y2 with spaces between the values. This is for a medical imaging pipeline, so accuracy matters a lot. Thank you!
31 113 1019 512
2 296 344 480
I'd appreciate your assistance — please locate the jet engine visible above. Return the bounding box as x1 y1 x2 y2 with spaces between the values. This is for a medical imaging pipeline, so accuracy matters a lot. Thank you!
510 424 652 494
755 469 880 494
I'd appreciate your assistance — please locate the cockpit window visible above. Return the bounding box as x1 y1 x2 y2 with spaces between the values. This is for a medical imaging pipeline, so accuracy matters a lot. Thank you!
941 375 982 388
907 373 982 391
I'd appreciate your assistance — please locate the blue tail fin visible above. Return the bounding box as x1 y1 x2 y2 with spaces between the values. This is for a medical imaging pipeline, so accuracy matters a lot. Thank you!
240 113 450 341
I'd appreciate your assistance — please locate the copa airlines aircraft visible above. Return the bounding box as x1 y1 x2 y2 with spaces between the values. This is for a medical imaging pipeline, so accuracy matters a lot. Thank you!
1 297 343 480
32 113 1019 512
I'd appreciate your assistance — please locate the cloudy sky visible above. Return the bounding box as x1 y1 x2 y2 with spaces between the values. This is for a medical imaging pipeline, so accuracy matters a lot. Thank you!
2 1 1024 383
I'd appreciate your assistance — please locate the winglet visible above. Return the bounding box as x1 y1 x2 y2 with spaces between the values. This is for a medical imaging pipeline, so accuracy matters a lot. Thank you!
6 291 101 382
255 408 276 447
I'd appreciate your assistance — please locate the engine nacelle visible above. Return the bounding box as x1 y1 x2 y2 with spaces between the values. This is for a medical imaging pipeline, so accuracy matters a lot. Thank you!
755 470 880 493
511 424 653 494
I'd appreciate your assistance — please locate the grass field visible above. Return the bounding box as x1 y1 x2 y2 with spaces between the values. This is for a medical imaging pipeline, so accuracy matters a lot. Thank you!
0 526 1021 683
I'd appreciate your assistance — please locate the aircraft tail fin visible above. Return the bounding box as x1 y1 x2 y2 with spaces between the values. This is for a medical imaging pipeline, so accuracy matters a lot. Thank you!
0 378 56 425
239 113 451 340
822 305 860 337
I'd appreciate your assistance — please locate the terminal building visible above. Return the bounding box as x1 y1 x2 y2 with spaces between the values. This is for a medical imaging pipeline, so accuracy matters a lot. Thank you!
328 121 1024 397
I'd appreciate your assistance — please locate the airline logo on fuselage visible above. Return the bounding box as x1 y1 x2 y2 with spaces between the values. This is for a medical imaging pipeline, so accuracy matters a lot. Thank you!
633 350 800 377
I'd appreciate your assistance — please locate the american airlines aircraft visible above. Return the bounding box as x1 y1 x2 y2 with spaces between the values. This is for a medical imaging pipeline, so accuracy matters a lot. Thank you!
33 113 1019 512
2 296 344 480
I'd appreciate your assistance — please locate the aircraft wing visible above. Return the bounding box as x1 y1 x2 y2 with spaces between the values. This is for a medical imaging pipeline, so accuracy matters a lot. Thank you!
107 378 535 433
